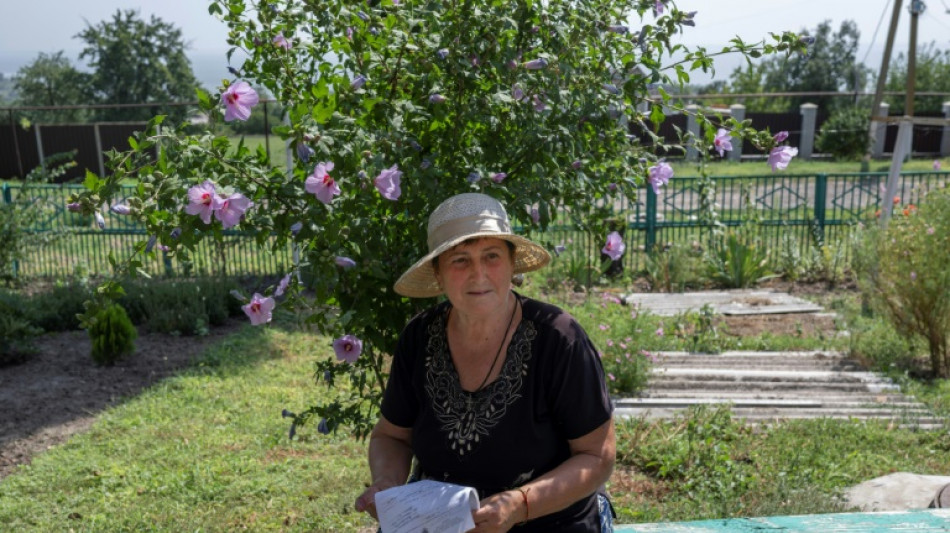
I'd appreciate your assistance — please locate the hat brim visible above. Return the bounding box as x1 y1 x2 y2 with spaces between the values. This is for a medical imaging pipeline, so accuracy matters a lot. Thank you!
394 233 551 298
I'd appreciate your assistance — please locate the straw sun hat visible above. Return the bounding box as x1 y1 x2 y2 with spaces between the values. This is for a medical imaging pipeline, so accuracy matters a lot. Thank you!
394 193 551 298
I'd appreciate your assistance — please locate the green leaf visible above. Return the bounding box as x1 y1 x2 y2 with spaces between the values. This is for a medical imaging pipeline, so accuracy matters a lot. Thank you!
83 170 102 191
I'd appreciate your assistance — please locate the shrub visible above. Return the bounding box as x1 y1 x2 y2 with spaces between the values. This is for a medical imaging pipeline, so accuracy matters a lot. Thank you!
581 295 654 395
645 242 703 292
704 230 777 289
776 225 849 285
0 289 40 366
88 303 137 365
816 106 870 160
849 310 923 373
853 188 950 378
119 277 240 335
68 0 809 436
26 283 93 332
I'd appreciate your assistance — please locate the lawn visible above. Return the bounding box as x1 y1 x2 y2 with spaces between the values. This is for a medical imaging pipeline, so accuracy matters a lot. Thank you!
204 135 950 179
671 156 948 177
1 280 948 531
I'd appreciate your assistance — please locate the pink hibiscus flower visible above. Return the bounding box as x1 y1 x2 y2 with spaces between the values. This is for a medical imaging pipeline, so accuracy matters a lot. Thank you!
185 180 221 224
242 293 276 325
305 162 340 204
221 81 259 122
333 334 363 364
215 192 253 229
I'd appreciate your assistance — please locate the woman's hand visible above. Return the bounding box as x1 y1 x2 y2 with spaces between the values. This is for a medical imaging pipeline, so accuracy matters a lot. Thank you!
355 417 414 521
469 490 523 532
355 481 396 520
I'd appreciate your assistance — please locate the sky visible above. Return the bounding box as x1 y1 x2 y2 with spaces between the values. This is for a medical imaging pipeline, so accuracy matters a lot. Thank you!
2 0 950 89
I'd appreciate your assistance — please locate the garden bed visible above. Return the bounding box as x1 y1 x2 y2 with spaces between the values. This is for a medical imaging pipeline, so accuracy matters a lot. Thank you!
0 318 246 479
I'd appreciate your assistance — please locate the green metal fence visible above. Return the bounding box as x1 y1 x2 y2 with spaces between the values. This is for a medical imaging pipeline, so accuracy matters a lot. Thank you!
3 171 949 280
3 183 292 279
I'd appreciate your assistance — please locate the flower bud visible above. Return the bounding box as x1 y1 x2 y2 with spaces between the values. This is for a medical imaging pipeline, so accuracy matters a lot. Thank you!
523 58 548 70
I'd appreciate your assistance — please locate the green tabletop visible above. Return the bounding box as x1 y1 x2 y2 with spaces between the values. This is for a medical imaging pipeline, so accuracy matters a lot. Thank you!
616 509 950 532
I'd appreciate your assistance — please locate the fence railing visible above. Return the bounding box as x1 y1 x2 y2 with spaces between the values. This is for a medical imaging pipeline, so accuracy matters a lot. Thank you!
4 171 949 280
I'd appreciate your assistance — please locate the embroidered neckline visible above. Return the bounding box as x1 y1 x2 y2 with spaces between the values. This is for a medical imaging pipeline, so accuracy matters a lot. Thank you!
424 301 535 458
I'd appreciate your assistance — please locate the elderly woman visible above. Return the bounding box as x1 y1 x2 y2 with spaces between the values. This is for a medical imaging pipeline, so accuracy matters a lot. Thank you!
355 193 615 532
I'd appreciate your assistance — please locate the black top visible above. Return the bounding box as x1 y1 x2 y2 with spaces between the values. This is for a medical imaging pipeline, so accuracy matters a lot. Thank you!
381 293 613 532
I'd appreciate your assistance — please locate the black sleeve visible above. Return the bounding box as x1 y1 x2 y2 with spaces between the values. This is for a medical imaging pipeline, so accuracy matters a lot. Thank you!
380 314 424 429
546 317 614 441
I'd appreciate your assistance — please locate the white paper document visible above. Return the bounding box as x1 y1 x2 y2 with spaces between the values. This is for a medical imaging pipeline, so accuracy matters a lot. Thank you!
375 479 480 533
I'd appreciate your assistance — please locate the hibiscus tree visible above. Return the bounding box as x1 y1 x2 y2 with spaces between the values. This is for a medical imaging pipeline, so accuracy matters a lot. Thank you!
69 0 807 438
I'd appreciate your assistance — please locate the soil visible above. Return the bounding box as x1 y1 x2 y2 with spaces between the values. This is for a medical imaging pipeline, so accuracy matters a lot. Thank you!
0 281 853 481
0 319 245 480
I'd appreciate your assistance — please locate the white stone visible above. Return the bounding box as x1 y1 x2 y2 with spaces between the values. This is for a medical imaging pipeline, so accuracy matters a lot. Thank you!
844 472 950 511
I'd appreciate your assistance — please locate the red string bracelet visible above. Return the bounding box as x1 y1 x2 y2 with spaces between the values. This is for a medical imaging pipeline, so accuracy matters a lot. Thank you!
516 486 531 525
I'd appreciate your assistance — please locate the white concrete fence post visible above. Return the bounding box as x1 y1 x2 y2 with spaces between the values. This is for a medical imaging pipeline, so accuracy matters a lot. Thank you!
941 102 950 157
686 104 700 161
729 104 745 162
799 103 818 160
873 102 889 159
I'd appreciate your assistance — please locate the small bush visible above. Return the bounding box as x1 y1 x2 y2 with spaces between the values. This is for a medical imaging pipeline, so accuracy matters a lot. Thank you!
849 310 923 373
88 303 137 365
644 243 703 292
0 289 41 366
26 283 93 332
120 277 240 335
854 188 950 377
544 240 601 292
581 294 654 395
776 227 849 285
704 230 776 289
816 106 870 160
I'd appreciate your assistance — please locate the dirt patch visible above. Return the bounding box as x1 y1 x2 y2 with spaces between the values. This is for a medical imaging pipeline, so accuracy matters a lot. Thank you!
719 313 840 339
0 319 245 480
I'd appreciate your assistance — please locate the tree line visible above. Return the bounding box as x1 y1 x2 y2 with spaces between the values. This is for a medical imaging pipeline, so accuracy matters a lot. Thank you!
4 15 950 127
3 9 280 132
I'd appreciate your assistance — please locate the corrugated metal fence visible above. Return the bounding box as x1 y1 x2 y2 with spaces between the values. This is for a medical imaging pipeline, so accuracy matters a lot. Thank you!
4 171 948 280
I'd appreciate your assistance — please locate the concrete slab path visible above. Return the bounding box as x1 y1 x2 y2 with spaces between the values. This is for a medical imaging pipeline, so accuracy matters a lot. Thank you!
613 292 944 428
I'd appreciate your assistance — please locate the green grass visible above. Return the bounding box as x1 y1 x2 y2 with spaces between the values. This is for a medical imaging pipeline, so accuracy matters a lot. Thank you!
0 284 947 531
671 157 948 177
237 134 289 169
614 407 950 524
0 326 376 532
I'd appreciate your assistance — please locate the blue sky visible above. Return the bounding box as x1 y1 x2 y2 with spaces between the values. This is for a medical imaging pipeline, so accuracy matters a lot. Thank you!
2 0 950 87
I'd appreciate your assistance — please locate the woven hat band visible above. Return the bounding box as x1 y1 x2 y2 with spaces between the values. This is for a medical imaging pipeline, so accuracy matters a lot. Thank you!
427 213 511 252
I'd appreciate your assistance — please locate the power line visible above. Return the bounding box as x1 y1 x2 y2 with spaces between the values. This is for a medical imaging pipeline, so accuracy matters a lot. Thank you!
862 0 894 65
923 9 950 33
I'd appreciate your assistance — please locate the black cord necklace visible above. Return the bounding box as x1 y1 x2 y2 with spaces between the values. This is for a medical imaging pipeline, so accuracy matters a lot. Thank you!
474 294 519 393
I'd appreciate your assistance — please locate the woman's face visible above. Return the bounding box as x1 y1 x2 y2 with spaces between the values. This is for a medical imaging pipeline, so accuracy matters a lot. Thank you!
435 238 515 317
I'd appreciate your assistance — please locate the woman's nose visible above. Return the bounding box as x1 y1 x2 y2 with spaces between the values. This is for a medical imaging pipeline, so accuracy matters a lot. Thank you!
469 259 486 279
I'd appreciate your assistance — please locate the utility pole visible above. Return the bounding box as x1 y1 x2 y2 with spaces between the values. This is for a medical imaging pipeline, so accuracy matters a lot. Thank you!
866 0 905 161
881 0 927 225
905 0 923 117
